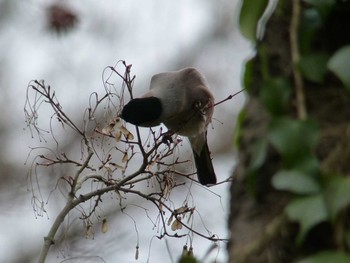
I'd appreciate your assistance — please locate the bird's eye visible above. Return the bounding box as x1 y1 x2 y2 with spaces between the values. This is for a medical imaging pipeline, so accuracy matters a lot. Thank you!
194 100 207 115
194 101 202 109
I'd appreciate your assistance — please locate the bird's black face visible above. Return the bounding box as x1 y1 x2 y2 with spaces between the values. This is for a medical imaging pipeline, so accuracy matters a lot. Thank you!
121 97 162 126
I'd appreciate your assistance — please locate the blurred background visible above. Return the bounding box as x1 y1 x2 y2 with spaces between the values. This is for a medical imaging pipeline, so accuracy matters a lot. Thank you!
0 0 251 262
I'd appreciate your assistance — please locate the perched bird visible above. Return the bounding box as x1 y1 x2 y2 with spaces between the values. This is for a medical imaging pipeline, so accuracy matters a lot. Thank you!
121 68 216 185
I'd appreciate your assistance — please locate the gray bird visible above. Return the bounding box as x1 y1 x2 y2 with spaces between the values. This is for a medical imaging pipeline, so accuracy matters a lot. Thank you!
121 68 216 185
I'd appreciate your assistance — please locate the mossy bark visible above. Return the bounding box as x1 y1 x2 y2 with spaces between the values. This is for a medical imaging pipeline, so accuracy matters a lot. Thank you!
228 1 350 262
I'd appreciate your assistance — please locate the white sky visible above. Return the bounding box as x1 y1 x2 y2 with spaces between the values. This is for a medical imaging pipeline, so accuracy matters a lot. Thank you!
0 0 251 262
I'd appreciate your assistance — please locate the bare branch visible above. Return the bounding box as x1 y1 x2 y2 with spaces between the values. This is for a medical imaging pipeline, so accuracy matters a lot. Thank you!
24 62 228 263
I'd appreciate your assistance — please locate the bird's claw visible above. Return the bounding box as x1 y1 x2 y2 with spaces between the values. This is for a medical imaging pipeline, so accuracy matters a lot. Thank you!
161 130 174 146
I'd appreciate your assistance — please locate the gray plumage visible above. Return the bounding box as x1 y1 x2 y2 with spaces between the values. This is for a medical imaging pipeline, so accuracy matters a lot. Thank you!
121 68 216 185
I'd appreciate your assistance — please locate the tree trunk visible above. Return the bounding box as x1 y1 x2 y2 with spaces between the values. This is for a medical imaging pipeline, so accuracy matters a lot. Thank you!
228 1 350 262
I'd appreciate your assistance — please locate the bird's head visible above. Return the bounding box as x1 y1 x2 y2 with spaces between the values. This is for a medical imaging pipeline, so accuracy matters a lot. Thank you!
120 97 162 126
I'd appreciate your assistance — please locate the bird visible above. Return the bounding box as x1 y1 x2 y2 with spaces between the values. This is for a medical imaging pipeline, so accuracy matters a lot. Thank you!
120 68 216 185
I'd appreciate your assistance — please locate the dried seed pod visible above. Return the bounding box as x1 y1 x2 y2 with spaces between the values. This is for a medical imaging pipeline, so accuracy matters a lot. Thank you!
101 218 109 233
85 224 94 239
171 218 182 231
135 246 139 260
114 130 122 141
122 152 128 163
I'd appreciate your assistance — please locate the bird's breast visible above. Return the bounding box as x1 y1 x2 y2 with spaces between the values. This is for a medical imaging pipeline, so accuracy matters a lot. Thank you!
163 112 206 137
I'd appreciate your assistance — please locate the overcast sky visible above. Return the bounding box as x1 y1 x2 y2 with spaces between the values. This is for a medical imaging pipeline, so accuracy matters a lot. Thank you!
0 0 251 262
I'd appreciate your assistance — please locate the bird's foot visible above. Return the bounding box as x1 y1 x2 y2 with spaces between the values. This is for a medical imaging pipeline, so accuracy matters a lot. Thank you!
161 130 175 146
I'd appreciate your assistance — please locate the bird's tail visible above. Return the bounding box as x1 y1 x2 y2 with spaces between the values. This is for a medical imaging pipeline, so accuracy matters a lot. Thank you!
192 141 217 185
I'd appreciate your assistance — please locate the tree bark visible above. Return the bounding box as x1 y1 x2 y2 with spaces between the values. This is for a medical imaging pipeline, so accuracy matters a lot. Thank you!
228 1 350 262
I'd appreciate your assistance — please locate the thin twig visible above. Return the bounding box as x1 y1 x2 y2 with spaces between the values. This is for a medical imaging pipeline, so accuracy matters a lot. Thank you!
32 81 85 135
214 89 245 107
290 0 307 119
30 62 229 263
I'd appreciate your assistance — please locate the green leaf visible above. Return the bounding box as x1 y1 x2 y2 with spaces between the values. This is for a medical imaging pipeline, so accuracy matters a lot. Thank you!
297 251 350 263
328 45 350 90
261 78 291 116
299 53 329 83
268 118 319 167
272 170 320 194
292 155 320 176
243 57 254 90
179 255 197 263
233 108 247 147
299 9 322 53
286 194 327 243
345 229 350 250
239 0 269 43
258 44 270 81
323 175 350 220
303 0 336 19
249 138 268 170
